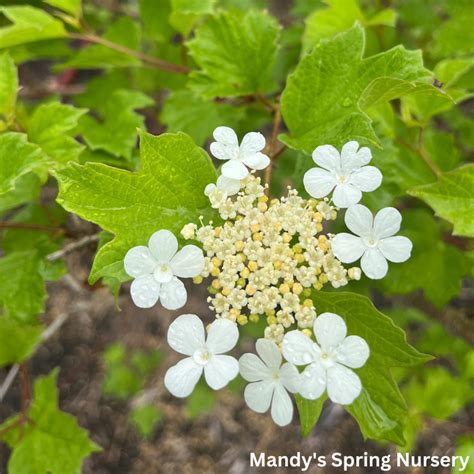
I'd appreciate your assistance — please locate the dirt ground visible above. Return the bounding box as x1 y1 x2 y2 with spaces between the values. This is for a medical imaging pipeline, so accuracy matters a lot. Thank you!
0 233 472 474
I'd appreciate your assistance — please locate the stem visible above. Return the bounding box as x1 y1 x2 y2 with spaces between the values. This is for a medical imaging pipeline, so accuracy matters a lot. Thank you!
264 105 282 194
397 136 441 178
19 364 31 418
68 33 190 74
47 233 100 262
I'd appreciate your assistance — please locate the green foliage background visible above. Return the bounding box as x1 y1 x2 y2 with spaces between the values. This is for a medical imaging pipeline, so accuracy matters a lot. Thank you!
0 0 472 472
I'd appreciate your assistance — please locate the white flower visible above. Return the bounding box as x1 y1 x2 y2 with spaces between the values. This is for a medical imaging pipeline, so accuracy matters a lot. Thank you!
331 204 413 280
210 126 270 180
239 339 301 426
205 174 242 197
124 229 204 309
164 314 239 397
283 312 369 405
303 141 382 208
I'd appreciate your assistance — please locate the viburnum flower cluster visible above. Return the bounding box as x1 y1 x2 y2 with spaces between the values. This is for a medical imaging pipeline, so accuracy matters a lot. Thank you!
123 127 413 427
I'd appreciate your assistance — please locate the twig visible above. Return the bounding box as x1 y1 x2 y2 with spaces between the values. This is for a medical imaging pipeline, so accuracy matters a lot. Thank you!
69 33 190 74
47 233 100 262
19 364 31 412
0 313 71 403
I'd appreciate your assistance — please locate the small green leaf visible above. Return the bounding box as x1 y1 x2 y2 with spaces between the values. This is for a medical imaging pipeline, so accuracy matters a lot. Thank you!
0 52 18 126
0 250 47 323
169 0 216 36
185 382 216 419
0 370 100 474
187 10 280 98
310 290 430 445
79 90 153 160
0 132 48 195
295 394 326 437
0 316 42 366
280 24 431 153
139 0 174 42
55 131 217 284
43 0 82 19
409 164 474 238
0 6 67 49
130 404 163 438
0 173 41 214
27 102 87 166
161 89 244 146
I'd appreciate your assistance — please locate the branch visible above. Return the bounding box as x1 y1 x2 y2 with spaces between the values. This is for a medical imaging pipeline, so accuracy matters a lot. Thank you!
69 33 190 74
47 233 100 262
264 105 282 194
0 222 65 234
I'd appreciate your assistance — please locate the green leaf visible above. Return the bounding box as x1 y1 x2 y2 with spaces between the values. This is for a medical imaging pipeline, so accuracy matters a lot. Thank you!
280 24 431 153
0 132 47 195
130 404 162 438
139 0 174 42
310 290 430 445
0 250 47 323
185 382 216 419
160 89 244 146
0 52 18 127
79 90 153 160
0 173 41 214
187 10 280 98
60 17 141 69
0 316 42 366
295 394 326 437
0 6 67 49
170 0 216 36
27 102 87 166
0 370 100 474
409 165 474 238
55 131 217 284
43 0 82 19
380 209 469 307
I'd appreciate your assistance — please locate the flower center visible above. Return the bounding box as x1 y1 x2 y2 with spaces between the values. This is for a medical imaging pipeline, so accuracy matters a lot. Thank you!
153 263 173 283
319 351 335 369
192 347 211 366
362 235 379 248
335 173 349 184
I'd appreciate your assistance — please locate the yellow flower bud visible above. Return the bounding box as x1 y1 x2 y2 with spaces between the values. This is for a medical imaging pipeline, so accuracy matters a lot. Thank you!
211 257 222 267
303 298 313 307
193 276 203 284
292 283 303 295
237 315 248 326
295 254 305 264
241 267 250 278
258 195 269 203
267 316 278 325
211 266 220 277
249 313 260 323
257 201 268 212
302 329 313 338
211 279 221 289
248 261 258 272
235 240 244 251
250 223 260 233
246 284 257 296
253 232 263 241
279 283 290 294
221 287 231 296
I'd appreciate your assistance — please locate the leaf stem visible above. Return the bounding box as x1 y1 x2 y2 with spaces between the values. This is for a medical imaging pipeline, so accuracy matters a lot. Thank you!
0 221 65 233
396 135 442 178
264 104 282 195
68 33 190 74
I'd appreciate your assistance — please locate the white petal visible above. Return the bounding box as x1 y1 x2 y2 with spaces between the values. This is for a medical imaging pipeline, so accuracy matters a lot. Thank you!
361 248 388 279
373 207 402 239
344 204 373 237
349 166 382 192
210 141 238 161
244 380 274 413
299 363 327 400
148 230 178 263
124 246 156 278
340 141 371 172
204 355 239 389
326 364 361 405
312 144 340 171
206 319 239 354
303 168 337 198
239 353 272 381
204 183 217 196
378 236 412 263
217 175 241 195
164 358 202 397
314 312 347 350
240 131 265 156
160 277 187 310
280 363 301 393
213 126 238 145
334 336 370 369
331 233 365 263
221 159 249 180
332 183 362 208
130 275 160 308
282 330 318 366
256 338 281 371
271 384 294 427
241 152 270 170
170 245 204 278
167 313 205 356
